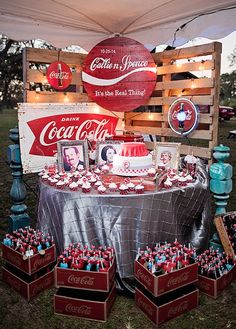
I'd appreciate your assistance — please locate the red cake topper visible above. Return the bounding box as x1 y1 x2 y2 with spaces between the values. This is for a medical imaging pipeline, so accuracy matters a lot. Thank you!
46 61 72 90
82 37 157 112
168 98 199 136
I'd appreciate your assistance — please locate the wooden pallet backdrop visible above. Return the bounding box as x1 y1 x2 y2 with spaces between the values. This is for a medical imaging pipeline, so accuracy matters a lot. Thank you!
23 42 221 161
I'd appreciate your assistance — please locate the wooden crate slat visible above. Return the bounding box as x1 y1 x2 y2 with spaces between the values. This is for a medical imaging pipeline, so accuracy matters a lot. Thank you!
152 42 218 61
27 91 89 103
180 145 212 159
155 78 214 90
26 48 86 65
147 95 213 106
156 61 214 75
125 125 212 140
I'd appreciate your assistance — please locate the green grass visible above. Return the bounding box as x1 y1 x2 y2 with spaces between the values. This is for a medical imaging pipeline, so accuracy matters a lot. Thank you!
0 108 236 329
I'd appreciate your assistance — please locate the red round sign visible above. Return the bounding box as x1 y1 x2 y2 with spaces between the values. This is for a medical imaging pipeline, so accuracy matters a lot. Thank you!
46 61 72 90
168 98 199 136
82 37 157 112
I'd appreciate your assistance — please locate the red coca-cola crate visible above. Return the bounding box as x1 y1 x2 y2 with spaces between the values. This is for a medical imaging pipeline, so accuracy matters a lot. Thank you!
2 263 55 301
2 243 56 275
195 265 236 299
134 260 198 297
54 283 116 322
55 258 116 292
135 284 199 327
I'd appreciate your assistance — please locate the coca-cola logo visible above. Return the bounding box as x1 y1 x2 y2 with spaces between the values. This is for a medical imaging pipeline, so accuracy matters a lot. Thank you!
136 268 152 287
167 301 189 317
137 297 153 316
46 61 72 90
27 114 118 156
4 251 22 267
32 277 52 295
82 37 156 112
167 272 190 287
68 275 94 286
168 98 199 136
65 303 92 315
31 253 53 271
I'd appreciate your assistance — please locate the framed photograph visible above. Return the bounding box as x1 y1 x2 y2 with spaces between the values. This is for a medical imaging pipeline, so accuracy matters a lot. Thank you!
155 142 181 170
57 140 89 172
96 141 123 167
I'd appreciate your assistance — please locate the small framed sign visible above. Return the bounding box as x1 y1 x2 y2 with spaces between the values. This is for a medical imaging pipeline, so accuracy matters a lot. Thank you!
96 141 123 167
155 142 180 170
57 140 89 172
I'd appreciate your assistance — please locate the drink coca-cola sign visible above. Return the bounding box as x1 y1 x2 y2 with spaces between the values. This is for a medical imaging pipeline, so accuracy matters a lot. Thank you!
18 103 123 174
82 37 157 112
46 61 72 90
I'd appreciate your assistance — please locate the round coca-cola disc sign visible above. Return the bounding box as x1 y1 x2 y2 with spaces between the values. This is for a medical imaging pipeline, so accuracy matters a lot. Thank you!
46 61 72 90
82 37 157 112
168 98 199 136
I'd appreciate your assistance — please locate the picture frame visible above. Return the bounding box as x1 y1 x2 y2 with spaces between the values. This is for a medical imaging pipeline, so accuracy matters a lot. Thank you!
155 142 181 170
96 140 123 167
57 140 89 172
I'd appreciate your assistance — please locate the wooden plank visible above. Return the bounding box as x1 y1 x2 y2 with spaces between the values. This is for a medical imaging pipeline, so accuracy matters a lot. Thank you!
170 88 212 96
125 125 212 140
152 42 219 61
180 145 211 159
156 61 214 75
209 42 221 153
26 47 86 65
155 78 214 90
27 91 90 103
23 48 29 102
147 95 213 106
125 112 163 121
27 69 82 85
214 216 235 258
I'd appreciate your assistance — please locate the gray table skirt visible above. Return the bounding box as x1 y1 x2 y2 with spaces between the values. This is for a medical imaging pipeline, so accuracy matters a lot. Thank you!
37 162 212 280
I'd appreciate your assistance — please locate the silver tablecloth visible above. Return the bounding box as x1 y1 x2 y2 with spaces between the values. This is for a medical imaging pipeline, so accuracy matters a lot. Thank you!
37 163 212 279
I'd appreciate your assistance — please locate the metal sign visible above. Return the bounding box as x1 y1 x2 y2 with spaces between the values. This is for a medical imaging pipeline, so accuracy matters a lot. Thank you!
18 103 123 174
46 61 72 90
168 98 199 136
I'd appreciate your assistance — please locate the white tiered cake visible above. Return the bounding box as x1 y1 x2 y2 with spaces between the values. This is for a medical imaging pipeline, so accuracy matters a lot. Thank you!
112 142 152 176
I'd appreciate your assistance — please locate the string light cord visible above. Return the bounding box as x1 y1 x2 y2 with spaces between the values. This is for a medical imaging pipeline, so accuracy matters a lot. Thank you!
172 5 236 47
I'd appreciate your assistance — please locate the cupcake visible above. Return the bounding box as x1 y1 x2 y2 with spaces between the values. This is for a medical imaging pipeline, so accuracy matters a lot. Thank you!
89 175 97 186
164 178 173 189
94 180 103 190
157 162 166 171
41 173 50 183
147 167 156 177
97 185 107 194
85 171 93 178
169 174 179 185
109 182 118 193
94 167 101 175
56 180 66 190
101 164 110 174
127 182 135 192
82 181 91 193
69 181 79 192
178 176 187 187
49 177 58 187
135 184 145 194
119 183 129 195
77 164 84 172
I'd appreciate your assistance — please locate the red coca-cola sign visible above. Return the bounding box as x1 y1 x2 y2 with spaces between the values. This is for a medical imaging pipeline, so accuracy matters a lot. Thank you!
168 98 199 136
46 61 72 90
27 113 118 156
82 37 157 112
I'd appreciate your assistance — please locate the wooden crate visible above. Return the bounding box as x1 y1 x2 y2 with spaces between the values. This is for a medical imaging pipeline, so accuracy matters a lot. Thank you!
23 42 222 162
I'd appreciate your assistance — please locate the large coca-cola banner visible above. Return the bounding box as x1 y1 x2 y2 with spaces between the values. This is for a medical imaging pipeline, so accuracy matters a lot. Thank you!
82 37 157 112
18 103 123 174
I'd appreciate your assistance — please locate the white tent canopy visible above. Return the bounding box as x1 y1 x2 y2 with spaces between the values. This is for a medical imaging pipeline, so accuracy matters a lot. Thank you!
1 0 236 51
